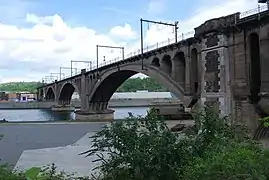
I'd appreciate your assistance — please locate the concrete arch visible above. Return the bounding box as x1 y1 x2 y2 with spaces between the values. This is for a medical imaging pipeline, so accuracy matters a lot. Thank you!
40 88 44 100
151 57 160 67
45 87 55 100
173 51 186 84
58 82 80 103
161 55 172 75
191 48 199 93
88 63 192 107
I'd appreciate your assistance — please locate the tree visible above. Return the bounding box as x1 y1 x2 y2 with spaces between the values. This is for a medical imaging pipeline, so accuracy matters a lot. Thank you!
0 82 42 93
116 77 167 92
0 78 167 93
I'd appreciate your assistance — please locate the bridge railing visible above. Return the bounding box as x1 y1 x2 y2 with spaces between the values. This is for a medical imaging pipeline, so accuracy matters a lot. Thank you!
56 5 269 82
240 4 268 19
57 30 195 80
89 31 195 70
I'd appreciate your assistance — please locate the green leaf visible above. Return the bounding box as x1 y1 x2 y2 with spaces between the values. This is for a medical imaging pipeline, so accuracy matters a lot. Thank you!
25 167 42 179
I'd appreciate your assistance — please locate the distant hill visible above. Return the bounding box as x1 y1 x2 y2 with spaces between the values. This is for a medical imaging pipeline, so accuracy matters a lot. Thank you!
0 77 167 93
0 82 41 93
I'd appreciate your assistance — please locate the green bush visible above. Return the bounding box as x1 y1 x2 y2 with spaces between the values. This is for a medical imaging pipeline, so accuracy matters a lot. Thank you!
0 164 92 180
83 107 269 180
81 108 194 180
259 116 269 127
0 165 25 180
182 142 269 180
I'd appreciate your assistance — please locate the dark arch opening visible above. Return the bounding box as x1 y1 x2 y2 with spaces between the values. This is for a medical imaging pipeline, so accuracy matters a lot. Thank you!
91 71 137 102
151 57 160 67
58 83 76 104
40 89 44 100
45 87 55 101
90 68 195 120
161 55 172 75
249 33 261 103
191 48 199 93
173 52 186 84
90 69 188 104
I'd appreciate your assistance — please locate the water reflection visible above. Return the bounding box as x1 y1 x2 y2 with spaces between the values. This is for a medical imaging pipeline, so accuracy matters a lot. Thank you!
0 107 149 122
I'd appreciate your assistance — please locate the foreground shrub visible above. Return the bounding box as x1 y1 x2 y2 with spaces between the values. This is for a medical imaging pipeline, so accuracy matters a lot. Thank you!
83 107 269 180
182 142 269 180
0 164 92 180
0 165 25 180
82 108 194 180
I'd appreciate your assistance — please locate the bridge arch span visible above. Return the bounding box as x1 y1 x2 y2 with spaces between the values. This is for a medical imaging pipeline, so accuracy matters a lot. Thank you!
89 63 193 107
58 82 80 104
45 87 55 101
161 55 172 75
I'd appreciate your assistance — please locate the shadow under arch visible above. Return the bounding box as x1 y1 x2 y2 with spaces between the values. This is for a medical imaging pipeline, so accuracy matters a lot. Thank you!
161 55 172 75
89 64 193 107
173 51 186 84
45 87 55 100
151 57 160 67
39 88 44 100
191 48 199 93
58 82 80 103
249 33 261 104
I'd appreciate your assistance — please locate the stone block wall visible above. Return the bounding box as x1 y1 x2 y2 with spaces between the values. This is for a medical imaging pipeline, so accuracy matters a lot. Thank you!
200 33 232 117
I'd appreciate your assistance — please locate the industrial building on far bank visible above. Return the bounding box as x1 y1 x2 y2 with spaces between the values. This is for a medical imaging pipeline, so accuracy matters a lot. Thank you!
0 92 37 102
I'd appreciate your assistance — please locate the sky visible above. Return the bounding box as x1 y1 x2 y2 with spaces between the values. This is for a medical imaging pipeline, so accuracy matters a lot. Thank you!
0 0 261 83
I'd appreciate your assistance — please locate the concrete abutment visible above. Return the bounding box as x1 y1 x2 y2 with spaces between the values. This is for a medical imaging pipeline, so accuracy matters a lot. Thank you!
51 105 75 112
75 109 115 121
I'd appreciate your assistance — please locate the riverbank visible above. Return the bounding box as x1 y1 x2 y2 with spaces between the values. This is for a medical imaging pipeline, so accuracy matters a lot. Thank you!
0 107 149 122
0 98 182 109
0 119 193 125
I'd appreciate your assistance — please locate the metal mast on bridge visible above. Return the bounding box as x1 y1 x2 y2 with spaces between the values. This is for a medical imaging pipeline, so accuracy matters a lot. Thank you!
70 60 92 77
258 0 269 9
96 45 124 76
140 18 179 70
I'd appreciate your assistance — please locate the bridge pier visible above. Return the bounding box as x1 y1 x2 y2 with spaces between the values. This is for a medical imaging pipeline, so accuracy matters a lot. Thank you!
74 102 114 121
51 100 75 112
51 105 75 112
75 109 114 121
198 32 232 118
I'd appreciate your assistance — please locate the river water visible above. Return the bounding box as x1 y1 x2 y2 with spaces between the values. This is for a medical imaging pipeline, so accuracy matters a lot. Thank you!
0 107 149 122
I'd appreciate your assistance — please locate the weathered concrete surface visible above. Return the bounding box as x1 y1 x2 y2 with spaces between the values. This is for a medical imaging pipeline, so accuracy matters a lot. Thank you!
0 123 106 165
75 109 115 121
15 145 99 177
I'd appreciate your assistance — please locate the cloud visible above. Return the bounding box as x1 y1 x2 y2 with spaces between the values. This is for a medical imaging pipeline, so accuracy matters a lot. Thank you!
0 14 121 82
178 0 258 32
26 13 55 25
109 23 137 40
0 0 260 83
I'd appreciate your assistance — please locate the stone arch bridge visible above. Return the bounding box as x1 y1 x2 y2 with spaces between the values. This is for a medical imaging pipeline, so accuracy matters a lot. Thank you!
38 9 269 133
